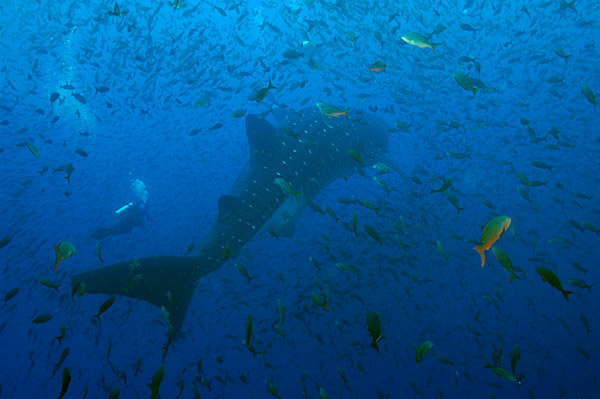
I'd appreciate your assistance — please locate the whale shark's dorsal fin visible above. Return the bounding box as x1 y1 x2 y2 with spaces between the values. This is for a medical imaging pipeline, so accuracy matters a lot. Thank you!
246 114 278 163
271 218 296 238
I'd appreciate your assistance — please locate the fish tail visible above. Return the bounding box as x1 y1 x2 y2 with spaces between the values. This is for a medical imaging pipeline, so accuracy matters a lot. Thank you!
509 272 521 284
474 246 485 267
53 245 61 271
562 289 573 301
430 43 443 53
71 255 215 338
370 341 379 351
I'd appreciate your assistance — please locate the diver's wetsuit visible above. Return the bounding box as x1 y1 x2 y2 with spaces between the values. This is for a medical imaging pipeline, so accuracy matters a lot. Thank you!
90 203 149 240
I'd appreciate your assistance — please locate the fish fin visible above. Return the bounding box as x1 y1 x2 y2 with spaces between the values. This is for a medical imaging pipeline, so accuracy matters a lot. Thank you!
218 195 243 223
509 272 521 284
245 114 277 163
259 194 304 239
474 246 485 267
53 244 60 271
430 43 443 53
71 256 209 338
562 289 573 301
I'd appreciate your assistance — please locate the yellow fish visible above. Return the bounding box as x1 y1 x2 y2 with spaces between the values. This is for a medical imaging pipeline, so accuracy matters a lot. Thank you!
53 241 76 271
401 33 442 52
536 267 572 301
581 83 597 106
316 102 349 118
454 71 480 96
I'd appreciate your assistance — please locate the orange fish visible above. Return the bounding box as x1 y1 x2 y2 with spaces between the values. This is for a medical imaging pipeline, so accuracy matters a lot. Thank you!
474 216 511 267
369 61 386 72
325 110 348 118
53 241 76 271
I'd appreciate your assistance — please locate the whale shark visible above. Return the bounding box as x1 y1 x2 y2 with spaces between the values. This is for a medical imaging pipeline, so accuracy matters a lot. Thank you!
72 106 389 336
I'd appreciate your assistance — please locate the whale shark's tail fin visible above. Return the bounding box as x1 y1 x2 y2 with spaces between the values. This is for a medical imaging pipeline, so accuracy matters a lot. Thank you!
71 256 206 337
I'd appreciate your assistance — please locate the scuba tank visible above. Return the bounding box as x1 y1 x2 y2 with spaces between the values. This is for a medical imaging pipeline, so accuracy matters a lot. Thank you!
115 202 133 215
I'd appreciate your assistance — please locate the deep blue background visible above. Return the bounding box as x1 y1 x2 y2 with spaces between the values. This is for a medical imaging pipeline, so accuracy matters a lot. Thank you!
0 0 599 398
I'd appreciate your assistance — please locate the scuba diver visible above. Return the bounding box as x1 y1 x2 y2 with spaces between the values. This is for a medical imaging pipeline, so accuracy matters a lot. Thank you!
90 179 152 240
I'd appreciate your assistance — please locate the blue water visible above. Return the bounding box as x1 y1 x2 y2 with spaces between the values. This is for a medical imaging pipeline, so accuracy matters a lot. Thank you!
1 0 599 398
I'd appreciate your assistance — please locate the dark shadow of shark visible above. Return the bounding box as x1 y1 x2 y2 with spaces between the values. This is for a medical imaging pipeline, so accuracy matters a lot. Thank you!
72 106 389 337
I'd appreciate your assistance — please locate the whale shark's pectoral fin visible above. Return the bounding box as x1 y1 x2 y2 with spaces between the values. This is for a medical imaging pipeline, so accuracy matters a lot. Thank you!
271 218 297 238
71 256 203 338
257 194 306 239
218 195 244 223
